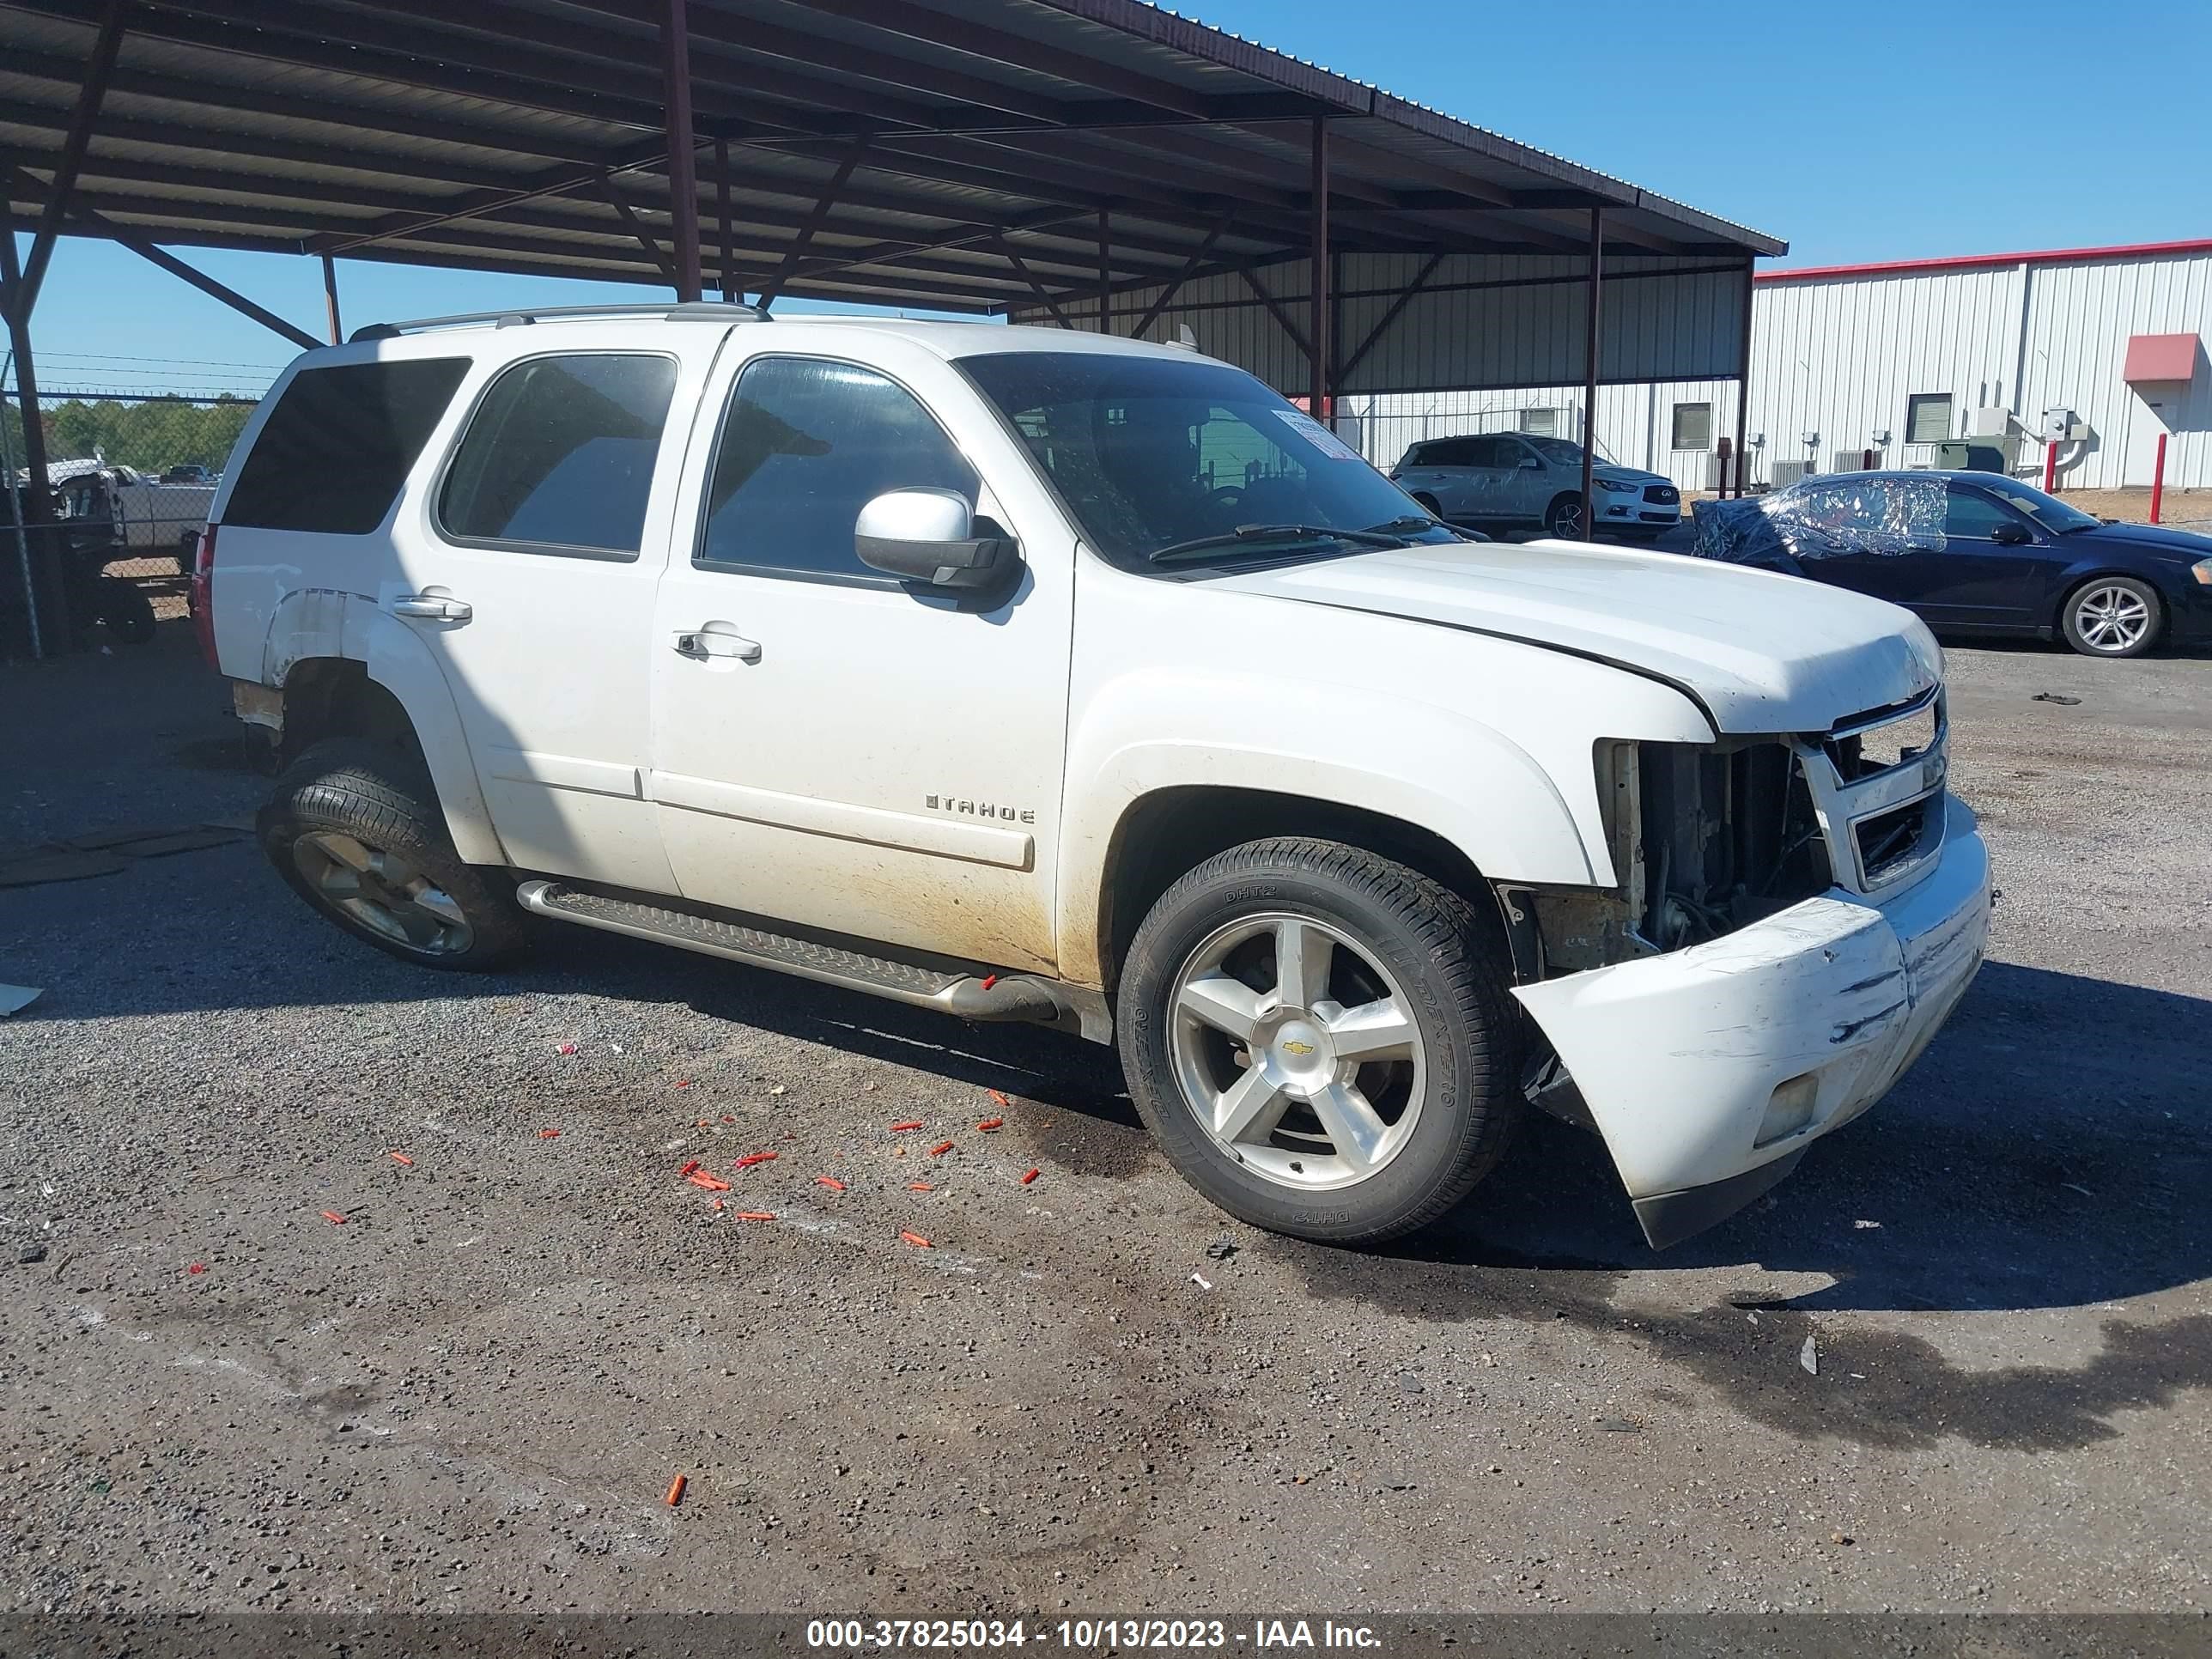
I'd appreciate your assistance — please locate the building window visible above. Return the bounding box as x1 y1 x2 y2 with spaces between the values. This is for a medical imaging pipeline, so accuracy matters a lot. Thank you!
1670 402 1713 452
1520 407 1559 437
1905 393 1954 445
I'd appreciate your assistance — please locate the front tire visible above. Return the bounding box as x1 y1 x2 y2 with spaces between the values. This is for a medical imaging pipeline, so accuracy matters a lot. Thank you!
259 738 529 969
1544 492 1584 538
2060 575 2163 657
1117 837 1522 1244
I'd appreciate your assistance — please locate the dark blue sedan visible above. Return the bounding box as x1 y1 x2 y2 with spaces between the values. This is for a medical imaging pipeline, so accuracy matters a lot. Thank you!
1691 471 2212 658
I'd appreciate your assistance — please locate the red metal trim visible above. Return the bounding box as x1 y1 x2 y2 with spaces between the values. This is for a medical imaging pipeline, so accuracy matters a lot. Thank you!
1759 238 2212 283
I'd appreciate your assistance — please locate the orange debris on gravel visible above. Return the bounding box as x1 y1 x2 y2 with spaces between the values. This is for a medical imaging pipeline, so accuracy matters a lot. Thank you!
319 1211 347 1225
815 1176 848 1192
889 1121 924 1133
929 1141 955 1157
684 1171 732 1192
733 1210 776 1222
387 1152 414 1166
975 1117 1004 1132
987 1090 1013 1109
1021 1169 1041 1185
900 1231 932 1249
539 1128 560 1139
907 1182 934 1192
665 1473 687 1507
734 1151 778 1169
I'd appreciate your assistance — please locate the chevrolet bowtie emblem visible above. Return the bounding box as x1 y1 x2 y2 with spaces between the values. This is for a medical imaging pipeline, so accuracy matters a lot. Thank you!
1282 1040 1316 1055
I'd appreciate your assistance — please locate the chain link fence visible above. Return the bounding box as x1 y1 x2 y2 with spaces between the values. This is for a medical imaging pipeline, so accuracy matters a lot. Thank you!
5 360 270 653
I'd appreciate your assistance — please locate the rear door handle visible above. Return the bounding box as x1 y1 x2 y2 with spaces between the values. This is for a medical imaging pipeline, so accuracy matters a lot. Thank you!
392 593 472 623
673 628 762 663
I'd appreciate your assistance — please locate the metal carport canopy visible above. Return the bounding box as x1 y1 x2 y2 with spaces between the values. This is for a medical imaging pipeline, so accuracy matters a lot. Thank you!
0 0 1784 358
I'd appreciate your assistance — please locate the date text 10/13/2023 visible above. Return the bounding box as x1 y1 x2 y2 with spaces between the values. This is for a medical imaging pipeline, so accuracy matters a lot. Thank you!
804 1620 1384 1650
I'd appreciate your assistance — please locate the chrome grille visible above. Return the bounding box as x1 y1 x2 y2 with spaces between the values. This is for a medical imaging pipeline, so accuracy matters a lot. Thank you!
1796 688 1948 895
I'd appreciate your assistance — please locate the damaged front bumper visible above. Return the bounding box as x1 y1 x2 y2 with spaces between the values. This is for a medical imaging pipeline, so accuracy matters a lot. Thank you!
1512 795 1990 1249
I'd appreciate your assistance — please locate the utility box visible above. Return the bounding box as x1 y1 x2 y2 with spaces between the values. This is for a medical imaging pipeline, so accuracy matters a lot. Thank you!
1935 438 2017 473
2038 406 2088 442
1967 406 2014 438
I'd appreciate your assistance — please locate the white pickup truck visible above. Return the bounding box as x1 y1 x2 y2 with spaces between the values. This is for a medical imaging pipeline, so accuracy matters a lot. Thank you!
199 303 1990 1249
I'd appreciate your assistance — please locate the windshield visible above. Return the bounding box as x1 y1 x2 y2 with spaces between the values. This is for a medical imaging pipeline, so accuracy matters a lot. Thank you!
1972 475 2101 533
1522 435 1586 467
956 351 1458 571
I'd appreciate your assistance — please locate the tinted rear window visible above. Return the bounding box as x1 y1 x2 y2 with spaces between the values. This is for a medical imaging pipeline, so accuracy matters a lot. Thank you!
224 358 470 534
438 354 678 556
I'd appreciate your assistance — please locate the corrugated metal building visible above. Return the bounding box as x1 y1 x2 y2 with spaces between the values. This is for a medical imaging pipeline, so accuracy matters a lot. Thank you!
1341 239 2212 495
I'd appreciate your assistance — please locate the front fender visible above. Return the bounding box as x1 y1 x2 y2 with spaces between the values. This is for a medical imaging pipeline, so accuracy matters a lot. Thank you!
263 590 504 867
1056 672 1598 989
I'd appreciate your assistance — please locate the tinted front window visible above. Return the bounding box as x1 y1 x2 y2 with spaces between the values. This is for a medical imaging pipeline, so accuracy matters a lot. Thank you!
440 354 676 556
957 352 1452 570
1945 489 2028 539
1975 476 2100 534
697 356 978 580
225 358 469 534
1523 436 1586 467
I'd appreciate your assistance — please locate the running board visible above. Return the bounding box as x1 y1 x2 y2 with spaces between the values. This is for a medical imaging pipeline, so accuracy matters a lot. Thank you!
514 879 1079 1029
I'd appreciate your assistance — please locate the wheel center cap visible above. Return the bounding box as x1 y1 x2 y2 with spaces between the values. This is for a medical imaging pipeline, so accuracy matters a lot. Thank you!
1268 1018 1334 1083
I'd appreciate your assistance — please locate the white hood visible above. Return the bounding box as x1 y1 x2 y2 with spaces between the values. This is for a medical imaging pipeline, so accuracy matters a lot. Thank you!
1212 538 1942 734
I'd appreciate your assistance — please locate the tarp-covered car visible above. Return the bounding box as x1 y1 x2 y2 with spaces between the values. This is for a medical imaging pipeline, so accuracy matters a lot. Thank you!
1689 471 2212 658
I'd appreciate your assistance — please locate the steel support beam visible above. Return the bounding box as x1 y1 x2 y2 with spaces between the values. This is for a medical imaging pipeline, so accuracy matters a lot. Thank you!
714 137 734 302
757 137 868 307
1238 266 1311 362
1308 118 1330 411
1097 210 1110 333
1733 261 1755 496
1334 252 1444 386
320 251 341 343
598 175 681 289
1 225 68 653
1130 211 1235 338
661 0 702 301
1579 206 1602 534
994 235 1073 328
20 0 127 313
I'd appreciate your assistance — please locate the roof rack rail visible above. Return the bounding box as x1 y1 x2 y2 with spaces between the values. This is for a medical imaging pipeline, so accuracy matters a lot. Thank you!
348 299 769 343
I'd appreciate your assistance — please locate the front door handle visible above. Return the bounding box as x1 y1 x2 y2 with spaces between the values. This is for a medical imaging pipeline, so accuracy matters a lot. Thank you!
673 627 762 663
392 592 472 623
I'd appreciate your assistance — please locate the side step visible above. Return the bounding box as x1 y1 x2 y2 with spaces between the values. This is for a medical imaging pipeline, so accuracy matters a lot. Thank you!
514 879 1072 1026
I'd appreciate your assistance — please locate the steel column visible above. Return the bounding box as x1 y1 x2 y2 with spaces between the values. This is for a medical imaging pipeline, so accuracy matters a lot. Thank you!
715 136 734 301
1578 206 1601 532
660 0 702 301
320 251 342 343
1732 261 1754 496
1097 208 1110 333
1309 116 1328 413
0 230 66 653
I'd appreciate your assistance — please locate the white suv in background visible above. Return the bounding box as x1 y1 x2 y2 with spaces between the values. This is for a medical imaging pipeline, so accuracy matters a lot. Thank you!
198 302 1988 1250
1390 430 1681 539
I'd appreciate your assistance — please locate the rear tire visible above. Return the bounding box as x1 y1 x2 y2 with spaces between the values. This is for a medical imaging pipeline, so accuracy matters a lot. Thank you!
259 738 529 970
1117 837 1522 1244
100 577 156 644
2059 575 2163 657
1410 492 1443 517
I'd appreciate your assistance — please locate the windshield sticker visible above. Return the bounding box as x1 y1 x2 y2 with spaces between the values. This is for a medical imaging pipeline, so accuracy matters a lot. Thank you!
1274 408 1361 461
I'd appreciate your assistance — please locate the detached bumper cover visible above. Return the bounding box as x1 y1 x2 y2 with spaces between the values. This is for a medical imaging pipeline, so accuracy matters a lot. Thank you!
1512 797 1990 1247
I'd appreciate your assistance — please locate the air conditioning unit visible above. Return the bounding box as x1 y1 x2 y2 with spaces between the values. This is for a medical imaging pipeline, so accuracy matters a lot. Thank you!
1769 459 1814 489
1828 449 1877 473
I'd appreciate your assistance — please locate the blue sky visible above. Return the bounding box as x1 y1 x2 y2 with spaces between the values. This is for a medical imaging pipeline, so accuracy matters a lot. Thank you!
10 0 2207 389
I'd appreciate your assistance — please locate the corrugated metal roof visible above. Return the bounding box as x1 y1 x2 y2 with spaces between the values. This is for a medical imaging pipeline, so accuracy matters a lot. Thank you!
3 0 1784 313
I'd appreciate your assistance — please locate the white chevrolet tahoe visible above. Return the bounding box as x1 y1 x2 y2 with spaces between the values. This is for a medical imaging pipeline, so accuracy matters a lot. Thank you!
198 302 1990 1249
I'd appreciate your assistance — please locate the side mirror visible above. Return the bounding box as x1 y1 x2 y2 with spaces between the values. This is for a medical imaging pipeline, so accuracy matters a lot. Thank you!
1520 455 1544 470
1990 521 2033 545
854 489 1017 591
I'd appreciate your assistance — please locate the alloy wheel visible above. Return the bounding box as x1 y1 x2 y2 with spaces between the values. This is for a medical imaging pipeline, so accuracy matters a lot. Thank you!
2071 583 2152 653
1167 912 1425 1191
290 830 475 956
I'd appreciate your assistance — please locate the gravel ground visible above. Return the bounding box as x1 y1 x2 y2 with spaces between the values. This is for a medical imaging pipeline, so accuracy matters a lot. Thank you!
2 621 2208 1620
